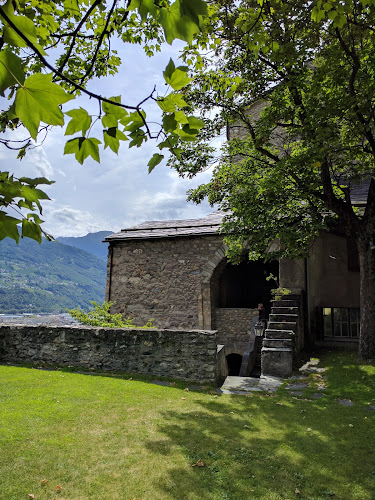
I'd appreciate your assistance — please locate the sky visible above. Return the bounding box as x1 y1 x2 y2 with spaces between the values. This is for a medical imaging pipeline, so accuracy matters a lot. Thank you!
1 40 216 237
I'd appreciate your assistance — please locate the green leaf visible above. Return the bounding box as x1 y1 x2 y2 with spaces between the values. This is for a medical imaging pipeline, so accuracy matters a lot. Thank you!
22 218 42 243
102 96 127 118
138 0 157 21
163 59 176 81
158 135 179 150
128 129 146 148
14 73 74 140
1 1 46 55
157 93 188 113
102 97 128 128
180 0 208 20
163 113 178 132
164 63 192 91
187 116 205 129
121 110 146 131
65 108 92 136
0 212 20 242
148 153 164 173
0 50 25 96
64 0 80 13
160 4 181 44
64 137 102 164
175 111 189 124
18 177 54 186
103 127 128 154
21 185 51 211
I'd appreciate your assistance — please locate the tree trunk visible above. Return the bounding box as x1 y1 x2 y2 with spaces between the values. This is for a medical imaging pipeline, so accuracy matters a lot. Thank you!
357 233 375 360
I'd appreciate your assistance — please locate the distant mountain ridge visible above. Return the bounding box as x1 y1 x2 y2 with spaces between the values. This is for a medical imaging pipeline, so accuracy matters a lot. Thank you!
58 231 113 261
0 237 107 314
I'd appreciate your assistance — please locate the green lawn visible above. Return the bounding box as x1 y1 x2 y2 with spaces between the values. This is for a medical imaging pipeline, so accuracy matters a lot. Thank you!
0 351 374 500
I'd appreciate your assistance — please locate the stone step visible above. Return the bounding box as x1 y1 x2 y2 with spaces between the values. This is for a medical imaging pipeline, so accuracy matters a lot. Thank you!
271 306 298 315
274 294 301 301
269 313 298 323
265 329 295 339
263 338 293 349
268 321 297 333
271 299 299 307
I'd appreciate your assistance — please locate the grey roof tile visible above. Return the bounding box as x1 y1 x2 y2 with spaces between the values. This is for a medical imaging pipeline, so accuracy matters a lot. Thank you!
105 211 226 241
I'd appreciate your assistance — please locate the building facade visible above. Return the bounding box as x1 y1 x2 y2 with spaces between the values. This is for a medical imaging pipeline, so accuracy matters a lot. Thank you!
105 211 361 365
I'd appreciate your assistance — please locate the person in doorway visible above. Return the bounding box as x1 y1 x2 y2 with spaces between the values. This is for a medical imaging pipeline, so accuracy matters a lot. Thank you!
257 302 267 322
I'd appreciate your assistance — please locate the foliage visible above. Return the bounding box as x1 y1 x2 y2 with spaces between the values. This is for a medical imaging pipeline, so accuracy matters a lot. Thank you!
0 0 209 241
173 0 375 258
270 287 292 301
170 0 375 357
68 300 154 328
0 351 373 499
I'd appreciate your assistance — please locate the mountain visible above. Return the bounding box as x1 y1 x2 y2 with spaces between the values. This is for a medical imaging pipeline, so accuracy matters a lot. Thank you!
0 237 107 314
57 231 113 261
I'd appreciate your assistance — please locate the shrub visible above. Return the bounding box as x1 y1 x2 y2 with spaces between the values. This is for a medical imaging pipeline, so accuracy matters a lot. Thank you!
68 301 154 328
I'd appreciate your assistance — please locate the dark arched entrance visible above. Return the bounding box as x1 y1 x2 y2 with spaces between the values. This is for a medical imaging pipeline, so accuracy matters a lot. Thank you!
218 258 279 311
226 353 243 376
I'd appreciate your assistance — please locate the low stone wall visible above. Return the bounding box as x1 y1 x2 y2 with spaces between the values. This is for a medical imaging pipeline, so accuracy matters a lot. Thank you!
0 325 219 384
215 308 258 354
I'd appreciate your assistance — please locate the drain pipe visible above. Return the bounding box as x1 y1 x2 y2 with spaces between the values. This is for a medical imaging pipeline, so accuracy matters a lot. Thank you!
106 242 113 303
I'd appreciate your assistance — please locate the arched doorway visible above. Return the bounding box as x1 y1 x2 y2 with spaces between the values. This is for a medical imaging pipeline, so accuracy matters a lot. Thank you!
226 353 243 376
218 258 279 311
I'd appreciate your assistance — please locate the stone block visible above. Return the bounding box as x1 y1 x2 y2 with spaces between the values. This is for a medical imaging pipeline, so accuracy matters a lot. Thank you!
261 347 293 378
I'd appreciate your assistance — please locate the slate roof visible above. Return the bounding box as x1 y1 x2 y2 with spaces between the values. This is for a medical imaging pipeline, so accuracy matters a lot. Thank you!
350 178 370 205
106 180 370 243
105 211 226 242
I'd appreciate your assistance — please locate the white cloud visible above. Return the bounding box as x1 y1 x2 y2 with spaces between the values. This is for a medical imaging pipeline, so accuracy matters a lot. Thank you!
43 206 118 237
29 147 54 178
0 40 217 238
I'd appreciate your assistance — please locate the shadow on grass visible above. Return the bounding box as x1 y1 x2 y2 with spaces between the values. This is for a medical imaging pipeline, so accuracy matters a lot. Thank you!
144 352 375 500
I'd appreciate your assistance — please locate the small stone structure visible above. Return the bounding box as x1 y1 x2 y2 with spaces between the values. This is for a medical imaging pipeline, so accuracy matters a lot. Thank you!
214 308 259 354
0 325 226 384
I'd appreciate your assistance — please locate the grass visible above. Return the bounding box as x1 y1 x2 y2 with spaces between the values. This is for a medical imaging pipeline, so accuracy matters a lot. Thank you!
0 350 374 500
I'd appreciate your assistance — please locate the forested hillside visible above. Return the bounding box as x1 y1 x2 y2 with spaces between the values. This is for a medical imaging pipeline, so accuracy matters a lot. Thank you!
57 231 112 261
0 238 106 314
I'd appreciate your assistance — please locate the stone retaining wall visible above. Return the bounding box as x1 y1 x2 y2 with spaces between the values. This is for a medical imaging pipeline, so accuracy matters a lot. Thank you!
0 325 219 383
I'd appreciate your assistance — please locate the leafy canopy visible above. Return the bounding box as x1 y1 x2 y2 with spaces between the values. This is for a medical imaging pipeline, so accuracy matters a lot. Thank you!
171 0 375 262
0 0 208 242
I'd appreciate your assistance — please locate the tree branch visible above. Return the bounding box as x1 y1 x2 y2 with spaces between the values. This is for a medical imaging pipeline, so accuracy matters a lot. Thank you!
335 27 375 157
78 0 118 84
57 0 103 74
0 6 155 137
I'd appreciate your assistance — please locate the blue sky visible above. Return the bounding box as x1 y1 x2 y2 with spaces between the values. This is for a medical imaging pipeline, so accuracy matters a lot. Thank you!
1 40 215 237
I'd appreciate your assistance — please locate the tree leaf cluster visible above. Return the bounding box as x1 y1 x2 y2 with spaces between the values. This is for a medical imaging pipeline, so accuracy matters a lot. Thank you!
0 0 208 241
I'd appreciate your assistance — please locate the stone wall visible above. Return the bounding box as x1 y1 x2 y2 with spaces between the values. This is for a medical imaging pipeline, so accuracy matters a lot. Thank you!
214 308 258 354
0 325 219 383
107 235 226 330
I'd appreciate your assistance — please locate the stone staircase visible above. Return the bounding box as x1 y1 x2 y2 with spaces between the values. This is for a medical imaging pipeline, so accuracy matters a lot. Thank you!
261 294 302 377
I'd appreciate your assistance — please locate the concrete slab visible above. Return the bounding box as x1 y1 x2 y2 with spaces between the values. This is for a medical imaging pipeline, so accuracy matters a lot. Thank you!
220 375 283 394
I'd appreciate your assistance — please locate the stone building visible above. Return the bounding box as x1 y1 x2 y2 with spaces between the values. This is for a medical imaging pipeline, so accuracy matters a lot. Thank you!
105 209 361 375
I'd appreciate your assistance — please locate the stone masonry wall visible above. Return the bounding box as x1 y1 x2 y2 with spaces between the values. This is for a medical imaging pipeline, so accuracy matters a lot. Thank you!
0 325 219 383
214 308 259 354
107 235 225 329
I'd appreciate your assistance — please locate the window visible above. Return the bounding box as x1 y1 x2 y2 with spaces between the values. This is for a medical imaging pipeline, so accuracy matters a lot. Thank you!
322 307 359 338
